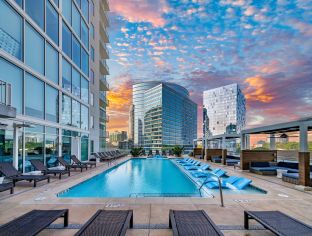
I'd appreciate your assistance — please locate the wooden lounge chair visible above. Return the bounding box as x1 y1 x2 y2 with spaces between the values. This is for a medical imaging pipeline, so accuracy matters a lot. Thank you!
57 156 87 172
0 209 68 236
0 163 50 187
169 210 224 236
75 210 133 236
71 155 96 168
244 211 312 236
30 159 70 179
0 182 14 194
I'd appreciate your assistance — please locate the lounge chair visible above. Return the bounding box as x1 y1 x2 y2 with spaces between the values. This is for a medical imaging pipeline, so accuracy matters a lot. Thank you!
185 163 210 171
30 159 70 179
205 176 239 189
0 182 14 194
75 210 133 236
169 210 224 236
57 156 87 172
183 160 201 169
228 177 252 190
0 163 50 187
0 209 68 236
191 168 227 178
181 160 200 166
176 158 189 163
71 155 96 168
244 211 312 236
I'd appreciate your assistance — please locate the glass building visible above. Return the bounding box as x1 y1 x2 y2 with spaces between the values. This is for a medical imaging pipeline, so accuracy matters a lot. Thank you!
133 82 197 151
0 0 109 172
203 83 246 137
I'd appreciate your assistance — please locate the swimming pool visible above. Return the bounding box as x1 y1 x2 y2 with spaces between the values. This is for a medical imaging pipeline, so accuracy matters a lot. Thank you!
58 158 204 198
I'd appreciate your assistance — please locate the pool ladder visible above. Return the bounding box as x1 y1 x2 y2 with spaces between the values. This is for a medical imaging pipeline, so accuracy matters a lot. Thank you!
199 173 224 207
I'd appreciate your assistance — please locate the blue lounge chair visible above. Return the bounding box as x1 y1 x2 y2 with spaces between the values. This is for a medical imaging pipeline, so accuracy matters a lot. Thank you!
227 177 252 190
185 163 210 171
179 159 193 165
191 168 227 178
176 158 189 163
204 176 239 189
182 160 200 166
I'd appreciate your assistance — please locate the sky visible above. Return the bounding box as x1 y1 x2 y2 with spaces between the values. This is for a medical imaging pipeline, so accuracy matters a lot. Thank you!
106 0 312 137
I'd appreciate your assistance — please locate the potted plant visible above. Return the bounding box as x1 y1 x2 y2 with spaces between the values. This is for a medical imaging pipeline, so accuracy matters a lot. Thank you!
172 146 183 157
130 147 143 157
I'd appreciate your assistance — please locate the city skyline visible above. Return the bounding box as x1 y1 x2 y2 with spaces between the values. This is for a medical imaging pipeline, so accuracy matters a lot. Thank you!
107 0 312 136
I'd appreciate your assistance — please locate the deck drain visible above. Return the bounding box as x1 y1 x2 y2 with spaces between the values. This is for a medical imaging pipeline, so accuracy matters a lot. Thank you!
233 199 252 203
105 203 125 208
34 196 46 201
278 193 289 198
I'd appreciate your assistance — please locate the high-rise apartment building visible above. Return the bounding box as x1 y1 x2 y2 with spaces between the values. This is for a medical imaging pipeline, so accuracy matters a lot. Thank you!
128 105 134 141
109 131 127 144
203 83 246 138
133 82 197 151
0 0 109 172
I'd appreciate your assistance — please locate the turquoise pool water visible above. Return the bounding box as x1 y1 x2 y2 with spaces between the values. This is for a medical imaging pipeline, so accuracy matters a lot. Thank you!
58 158 202 198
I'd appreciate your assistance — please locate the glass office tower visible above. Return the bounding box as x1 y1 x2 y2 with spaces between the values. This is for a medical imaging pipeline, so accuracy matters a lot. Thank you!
133 82 197 151
203 83 246 137
0 0 109 172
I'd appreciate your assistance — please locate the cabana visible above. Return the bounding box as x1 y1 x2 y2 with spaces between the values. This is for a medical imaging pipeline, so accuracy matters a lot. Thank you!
241 117 312 188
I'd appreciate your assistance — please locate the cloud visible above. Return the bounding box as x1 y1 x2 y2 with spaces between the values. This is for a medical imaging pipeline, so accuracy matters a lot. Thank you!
110 0 168 27
244 76 275 103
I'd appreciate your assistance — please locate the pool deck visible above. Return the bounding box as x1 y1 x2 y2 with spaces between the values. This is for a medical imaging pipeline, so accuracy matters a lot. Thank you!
0 156 311 236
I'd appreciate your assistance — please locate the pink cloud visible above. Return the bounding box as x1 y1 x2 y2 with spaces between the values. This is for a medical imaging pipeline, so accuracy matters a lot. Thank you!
110 0 168 27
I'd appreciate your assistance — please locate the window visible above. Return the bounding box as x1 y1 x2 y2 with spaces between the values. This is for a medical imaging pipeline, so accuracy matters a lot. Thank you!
90 23 94 39
25 73 44 119
61 94 71 125
25 125 44 172
90 93 94 106
46 1 59 45
62 59 71 92
72 3 81 37
46 43 59 84
46 85 58 122
81 48 89 75
81 105 89 130
81 0 89 22
91 46 94 61
62 0 71 23
81 20 89 48
81 77 89 103
90 0 94 17
62 22 72 58
72 36 81 67
75 0 81 6
45 127 59 168
25 23 44 74
14 0 23 8
90 115 94 128
25 0 44 29
0 1 23 60
90 69 94 84
72 68 81 97
0 58 23 114
52 0 59 7
72 100 81 127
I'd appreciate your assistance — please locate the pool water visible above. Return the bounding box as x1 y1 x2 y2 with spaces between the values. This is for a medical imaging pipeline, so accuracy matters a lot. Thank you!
58 158 202 198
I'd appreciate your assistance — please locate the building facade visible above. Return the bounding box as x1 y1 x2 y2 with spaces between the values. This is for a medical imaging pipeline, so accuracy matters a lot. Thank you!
133 82 197 151
128 104 134 141
203 83 246 137
109 131 127 144
0 0 109 172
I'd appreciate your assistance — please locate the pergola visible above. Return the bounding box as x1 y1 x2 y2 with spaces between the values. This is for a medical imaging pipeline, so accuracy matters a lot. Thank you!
205 134 241 150
241 117 312 187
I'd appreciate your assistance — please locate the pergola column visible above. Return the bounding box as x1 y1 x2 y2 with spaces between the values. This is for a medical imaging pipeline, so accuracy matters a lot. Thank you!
12 125 19 170
269 133 276 150
298 124 310 187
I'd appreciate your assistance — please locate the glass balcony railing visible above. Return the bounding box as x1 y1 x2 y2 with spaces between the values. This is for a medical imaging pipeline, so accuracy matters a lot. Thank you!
99 92 109 106
100 76 109 91
100 40 109 58
100 24 109 43
100 59 109 74
0 80 11 106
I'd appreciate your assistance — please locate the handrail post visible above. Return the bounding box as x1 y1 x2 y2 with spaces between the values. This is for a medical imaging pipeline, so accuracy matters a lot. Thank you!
200 173 224 207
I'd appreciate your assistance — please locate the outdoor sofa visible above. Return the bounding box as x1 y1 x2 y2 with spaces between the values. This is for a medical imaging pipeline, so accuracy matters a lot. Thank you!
0 162 50 187
282 172 312 186
0 209 68 236
244 210 312 236
249 161 303 175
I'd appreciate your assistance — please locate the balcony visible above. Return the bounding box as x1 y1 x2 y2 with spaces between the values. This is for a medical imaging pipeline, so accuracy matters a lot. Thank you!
100 11 109 27
99 92 109 107
100 40 109 59
99 112 109 123
100 59 109 75
0 80 16 118
100 24 109 43
100 76 109 91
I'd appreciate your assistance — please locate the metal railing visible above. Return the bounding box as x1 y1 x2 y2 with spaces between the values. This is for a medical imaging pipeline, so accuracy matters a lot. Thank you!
0 80 11 106
199 173 224 207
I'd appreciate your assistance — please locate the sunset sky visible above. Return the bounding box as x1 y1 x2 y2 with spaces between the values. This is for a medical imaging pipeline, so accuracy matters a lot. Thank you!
106 0 312 137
